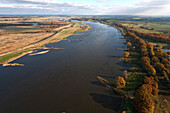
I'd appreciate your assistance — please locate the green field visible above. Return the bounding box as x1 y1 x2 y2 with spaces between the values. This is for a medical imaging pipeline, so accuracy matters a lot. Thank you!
109 19 170 34
0 50 31 64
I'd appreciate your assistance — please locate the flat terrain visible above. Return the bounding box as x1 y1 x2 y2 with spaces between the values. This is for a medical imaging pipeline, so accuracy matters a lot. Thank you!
0 32 53 54
118 22 170 34
2 26 41 33
0 16 88 64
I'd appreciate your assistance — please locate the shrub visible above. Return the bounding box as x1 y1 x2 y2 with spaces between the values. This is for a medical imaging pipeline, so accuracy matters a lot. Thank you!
124 52 130 58
114 76 126 88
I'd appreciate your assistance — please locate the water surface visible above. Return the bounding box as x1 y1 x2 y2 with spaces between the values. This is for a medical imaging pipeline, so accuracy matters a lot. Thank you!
0 21 128 113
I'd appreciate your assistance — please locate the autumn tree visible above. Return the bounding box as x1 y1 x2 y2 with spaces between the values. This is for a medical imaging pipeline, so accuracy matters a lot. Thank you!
135 84 154 113
151 56 160 66
147 44 155 57
124 52 130 58
114 76 126 88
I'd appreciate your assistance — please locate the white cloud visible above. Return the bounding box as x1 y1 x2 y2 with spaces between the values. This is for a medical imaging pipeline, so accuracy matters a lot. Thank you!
0 0 169 15
97 0 108 2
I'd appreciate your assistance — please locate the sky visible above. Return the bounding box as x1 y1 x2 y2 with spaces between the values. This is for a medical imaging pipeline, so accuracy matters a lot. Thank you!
0 0 170 15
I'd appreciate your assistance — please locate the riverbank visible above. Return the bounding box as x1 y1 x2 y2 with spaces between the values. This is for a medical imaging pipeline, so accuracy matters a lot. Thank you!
90 19 170 113
0 21 126 113
0 22 90 65
114 23 170 113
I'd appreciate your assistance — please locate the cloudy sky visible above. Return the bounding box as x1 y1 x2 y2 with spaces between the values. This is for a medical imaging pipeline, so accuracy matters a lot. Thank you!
0 0 169 15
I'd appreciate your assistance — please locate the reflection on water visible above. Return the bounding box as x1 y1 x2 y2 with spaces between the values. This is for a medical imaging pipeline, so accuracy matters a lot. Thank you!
0 21 128 113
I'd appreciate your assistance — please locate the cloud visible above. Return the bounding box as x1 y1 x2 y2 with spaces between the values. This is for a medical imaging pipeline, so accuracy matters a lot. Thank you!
97 0 108 2
101 0 170 15
0 0 169 15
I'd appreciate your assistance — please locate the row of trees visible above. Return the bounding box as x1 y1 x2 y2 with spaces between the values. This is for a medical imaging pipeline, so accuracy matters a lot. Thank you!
114 23 170 44
124 27 170 81
115 22 170 112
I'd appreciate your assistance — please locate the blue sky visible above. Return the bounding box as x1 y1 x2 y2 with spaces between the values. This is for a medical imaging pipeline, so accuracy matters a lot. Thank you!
0 0 169 15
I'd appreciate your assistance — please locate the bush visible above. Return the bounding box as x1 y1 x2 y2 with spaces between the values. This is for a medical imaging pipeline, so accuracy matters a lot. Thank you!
114 76 126 88
124 52 130 58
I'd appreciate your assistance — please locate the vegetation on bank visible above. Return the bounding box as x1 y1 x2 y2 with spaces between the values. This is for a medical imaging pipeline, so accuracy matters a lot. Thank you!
95 20 170 113
0 49 31 64
0 22 89 65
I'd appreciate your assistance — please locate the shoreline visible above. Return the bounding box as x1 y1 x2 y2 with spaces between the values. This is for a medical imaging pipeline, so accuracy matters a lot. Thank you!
0 22 90 66
92 19 170 113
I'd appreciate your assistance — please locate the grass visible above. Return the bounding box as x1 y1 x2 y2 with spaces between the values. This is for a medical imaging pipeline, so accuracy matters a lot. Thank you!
0 49 31 64
121 49 146 112
122 98 135 113
39 45 46 48
73 31 77 34
120 21 170 34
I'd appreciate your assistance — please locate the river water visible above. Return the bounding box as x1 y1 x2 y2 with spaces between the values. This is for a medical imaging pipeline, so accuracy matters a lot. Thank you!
0 21 128 113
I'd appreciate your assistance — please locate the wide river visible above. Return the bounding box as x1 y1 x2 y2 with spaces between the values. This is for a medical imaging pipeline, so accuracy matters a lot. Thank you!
0 21 128 113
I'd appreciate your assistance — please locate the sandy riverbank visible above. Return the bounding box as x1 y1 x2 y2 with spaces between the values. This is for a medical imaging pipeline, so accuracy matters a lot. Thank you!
0 22 90 66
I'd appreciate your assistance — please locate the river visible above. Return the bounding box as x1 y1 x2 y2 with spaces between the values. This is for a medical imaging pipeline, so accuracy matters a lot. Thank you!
0 21 128 113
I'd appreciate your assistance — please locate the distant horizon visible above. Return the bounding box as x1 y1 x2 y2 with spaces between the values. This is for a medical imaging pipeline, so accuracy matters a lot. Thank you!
0 0 170 15
0 14 170 17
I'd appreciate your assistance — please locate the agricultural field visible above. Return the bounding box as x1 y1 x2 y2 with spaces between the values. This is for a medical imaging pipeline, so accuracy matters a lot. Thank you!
117 21 170 34
2 26 41 33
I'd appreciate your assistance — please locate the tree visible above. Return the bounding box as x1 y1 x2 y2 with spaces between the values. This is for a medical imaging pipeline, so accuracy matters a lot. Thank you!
145 65 156 76
135 84 154 113
144 76 158 96
140 56 156 76
151 56 160 66
147 44 155 57
127 42 132 48
124 52 130 58
155 63 165 73
161 58 170 69
114 76 126 88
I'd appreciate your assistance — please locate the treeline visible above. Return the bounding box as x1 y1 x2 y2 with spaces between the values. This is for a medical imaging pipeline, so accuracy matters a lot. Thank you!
124 26 170 112
126 31 170 80
139 26 154 30
113 23 170 44
0 23 33 28
37 24 68 29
